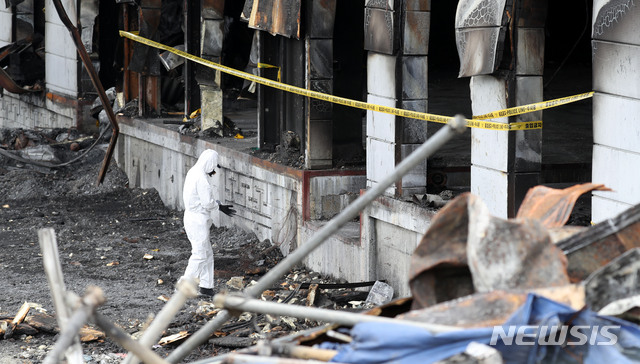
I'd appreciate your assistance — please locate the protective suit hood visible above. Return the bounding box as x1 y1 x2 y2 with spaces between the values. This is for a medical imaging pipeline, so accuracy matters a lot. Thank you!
195 149 219 174
183 149 219 216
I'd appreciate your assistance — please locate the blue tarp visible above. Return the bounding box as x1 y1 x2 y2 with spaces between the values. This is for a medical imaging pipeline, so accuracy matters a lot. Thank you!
325 294 640 363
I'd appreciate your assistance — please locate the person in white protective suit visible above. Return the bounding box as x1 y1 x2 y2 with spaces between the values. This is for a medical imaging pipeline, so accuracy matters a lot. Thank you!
180 149 236 297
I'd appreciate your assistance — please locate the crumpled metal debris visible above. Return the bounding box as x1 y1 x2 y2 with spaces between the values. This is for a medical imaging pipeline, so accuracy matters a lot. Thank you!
557 202 640 282
409 190 576 310
408 193 475 309
467 195 570 293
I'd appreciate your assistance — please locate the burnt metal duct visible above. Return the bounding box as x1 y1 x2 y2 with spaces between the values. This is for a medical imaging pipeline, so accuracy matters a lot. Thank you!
51 0 119 186
455 0 509 77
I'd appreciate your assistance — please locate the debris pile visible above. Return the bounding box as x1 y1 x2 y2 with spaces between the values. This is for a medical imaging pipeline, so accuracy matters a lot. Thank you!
3 122 640 362
204 183 640 364
0 127 100 169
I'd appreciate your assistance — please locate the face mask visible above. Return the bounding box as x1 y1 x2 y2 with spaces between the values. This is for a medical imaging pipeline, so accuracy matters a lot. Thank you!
207 164 221 177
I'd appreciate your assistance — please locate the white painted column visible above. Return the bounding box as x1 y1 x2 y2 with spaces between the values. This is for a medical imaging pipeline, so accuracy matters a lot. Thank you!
0 5 11 47
45 0 78 97
591 2 640 222
365 0 430 197
469 2 544 218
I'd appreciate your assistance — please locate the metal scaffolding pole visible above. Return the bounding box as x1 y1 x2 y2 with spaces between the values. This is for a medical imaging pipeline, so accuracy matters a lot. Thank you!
214 293 460 333
167 115 467 363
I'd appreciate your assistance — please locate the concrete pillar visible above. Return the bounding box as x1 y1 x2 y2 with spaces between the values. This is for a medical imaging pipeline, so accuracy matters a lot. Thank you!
0 5 11 47
45 0 78 97
591 2 640 222
199 0 224 133
365 0 430 197
468 0 545 218
305 0 336 170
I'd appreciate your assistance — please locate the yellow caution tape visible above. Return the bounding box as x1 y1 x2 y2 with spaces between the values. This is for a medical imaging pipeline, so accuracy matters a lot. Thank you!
119 31 593 132
473 92 594 120
257 63 281 82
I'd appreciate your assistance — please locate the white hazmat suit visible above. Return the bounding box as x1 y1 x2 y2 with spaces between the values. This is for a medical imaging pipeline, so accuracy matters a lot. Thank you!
180 149 220 292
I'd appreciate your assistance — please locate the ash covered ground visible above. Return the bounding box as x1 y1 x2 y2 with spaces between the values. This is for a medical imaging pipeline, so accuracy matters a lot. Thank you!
0 129 357 363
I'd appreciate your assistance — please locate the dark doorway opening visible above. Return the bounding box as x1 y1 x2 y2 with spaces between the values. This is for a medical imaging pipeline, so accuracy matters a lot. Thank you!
332 0 366 168
542 0 593 182
427 0 472 192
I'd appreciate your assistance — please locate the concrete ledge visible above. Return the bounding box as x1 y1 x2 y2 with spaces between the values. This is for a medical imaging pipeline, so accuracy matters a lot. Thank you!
0 91 91 130
361 195 437 298
115 116 366 257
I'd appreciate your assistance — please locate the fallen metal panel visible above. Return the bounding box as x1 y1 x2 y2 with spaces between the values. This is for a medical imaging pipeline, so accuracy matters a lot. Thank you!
244 0 302 39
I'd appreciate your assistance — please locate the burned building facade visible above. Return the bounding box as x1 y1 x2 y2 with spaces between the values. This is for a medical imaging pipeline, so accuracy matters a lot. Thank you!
1 0 639 295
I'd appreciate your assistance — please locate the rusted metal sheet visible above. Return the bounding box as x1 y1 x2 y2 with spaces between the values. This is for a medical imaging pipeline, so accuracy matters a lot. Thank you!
403 10 430 56
401 290 529 328
408 194 475 309
558 203 640 282
455 0 509 77
409 193 570 310
242 0 301 39
398 285 584 328
516 183 612 228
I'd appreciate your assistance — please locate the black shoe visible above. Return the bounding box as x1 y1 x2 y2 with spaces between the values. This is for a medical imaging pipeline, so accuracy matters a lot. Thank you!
199 287 215 297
